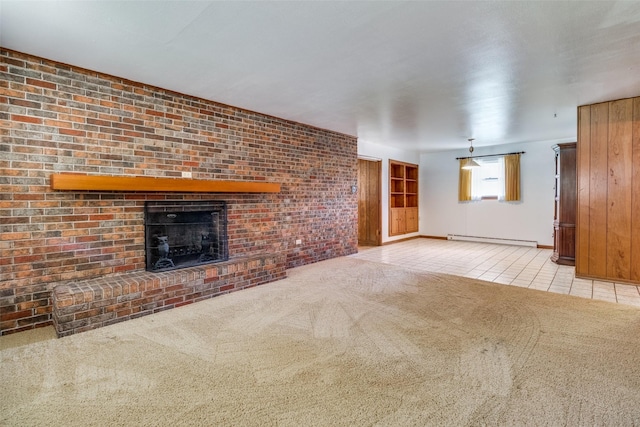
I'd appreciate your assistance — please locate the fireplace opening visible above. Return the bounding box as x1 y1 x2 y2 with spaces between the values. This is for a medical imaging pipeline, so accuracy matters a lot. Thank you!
144 201 228 272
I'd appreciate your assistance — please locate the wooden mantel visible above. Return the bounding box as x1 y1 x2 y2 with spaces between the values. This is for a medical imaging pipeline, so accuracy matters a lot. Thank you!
50 174 281 193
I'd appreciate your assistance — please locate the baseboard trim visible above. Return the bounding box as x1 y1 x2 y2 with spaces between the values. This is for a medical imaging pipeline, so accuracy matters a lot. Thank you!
420 235 448 240
382 235 421 245
446 234 537 247
383 235 554 249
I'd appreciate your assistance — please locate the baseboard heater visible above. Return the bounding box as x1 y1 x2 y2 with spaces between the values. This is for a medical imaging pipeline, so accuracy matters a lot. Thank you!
446 234 537 248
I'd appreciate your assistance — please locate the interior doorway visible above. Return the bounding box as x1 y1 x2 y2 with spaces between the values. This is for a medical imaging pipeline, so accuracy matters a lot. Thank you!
357 158 382 246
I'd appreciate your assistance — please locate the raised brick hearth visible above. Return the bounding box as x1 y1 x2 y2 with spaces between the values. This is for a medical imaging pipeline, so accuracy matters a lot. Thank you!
52 252 285 337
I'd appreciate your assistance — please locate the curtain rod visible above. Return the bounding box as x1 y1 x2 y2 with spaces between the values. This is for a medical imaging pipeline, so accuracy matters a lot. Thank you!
455 151 525 160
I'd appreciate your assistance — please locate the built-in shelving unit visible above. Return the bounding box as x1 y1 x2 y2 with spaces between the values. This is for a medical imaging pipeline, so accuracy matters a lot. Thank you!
389 160 418 236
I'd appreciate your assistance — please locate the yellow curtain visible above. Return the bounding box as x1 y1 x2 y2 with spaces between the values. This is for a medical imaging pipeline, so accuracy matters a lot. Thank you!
458 159 472 201
504 153 521 201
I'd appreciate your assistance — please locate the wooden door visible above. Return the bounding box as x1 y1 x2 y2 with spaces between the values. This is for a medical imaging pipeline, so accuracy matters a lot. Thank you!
357 159 381 246
405 207 419 233
390 208 406 236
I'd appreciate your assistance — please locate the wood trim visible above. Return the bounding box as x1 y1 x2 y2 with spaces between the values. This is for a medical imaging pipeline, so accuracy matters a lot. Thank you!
382 235 421 245
420 235 448 240
50 174 281 193
387 235 549 247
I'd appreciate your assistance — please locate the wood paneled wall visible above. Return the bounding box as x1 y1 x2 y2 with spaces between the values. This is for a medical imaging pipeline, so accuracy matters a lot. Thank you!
576 96 640 284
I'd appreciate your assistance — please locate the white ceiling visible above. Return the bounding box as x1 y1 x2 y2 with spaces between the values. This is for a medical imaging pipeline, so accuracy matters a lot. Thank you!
2 1 640 152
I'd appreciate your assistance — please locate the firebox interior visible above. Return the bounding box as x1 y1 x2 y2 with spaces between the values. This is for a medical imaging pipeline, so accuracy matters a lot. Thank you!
144 201 228 272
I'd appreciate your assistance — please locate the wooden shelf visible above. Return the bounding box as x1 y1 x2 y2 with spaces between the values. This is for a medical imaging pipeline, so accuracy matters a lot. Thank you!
50 174 281 193
389 160 418 235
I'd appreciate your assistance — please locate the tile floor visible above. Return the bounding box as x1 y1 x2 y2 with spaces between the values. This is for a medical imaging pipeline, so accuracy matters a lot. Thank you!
350 238 640 307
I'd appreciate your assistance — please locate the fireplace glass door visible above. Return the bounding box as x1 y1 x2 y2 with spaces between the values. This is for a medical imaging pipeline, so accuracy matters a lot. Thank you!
144 201 228 272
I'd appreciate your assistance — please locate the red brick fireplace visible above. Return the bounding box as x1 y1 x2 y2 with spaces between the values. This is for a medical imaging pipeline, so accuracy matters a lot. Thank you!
0 49 358 336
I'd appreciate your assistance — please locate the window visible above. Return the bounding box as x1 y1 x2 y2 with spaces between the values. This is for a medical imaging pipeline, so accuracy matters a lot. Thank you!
471 157 504 200
458 153 521 202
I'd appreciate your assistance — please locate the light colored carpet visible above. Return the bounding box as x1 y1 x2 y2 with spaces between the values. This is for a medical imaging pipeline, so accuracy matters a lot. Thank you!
2 257 640 426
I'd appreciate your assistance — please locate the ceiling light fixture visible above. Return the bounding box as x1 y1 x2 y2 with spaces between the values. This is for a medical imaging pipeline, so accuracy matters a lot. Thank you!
462 138 481 169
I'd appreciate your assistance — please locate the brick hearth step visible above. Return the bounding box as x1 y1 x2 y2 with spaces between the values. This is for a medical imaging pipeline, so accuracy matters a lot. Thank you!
51 253 286 337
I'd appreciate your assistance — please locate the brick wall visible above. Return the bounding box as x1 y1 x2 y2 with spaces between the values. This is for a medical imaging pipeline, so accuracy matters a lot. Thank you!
0 49 358 335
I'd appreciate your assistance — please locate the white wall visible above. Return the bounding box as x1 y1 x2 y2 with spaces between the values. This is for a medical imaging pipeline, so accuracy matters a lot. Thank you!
419 140 559 246
358 140 420 243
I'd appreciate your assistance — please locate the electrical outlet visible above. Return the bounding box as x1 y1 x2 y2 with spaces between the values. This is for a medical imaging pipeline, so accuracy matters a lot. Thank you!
295 239 302 245
182 171 192 178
